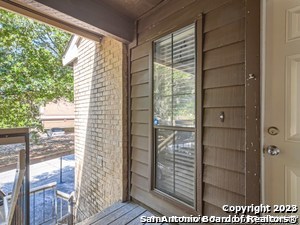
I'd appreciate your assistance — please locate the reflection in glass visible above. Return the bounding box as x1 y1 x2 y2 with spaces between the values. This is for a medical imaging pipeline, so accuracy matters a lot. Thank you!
153 24 195 127
154 34 172 66
154 24 196 207
154 95 172 126
156 129 195 206
153 63 172 96
173 94 195 127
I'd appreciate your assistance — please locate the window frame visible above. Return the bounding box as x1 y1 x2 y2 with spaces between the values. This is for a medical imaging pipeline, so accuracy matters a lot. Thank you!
149 15 203 214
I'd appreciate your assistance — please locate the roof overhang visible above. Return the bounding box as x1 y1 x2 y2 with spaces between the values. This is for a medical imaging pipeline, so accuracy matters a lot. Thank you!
0 0 103 42
0 0 166 43
0 0 135 43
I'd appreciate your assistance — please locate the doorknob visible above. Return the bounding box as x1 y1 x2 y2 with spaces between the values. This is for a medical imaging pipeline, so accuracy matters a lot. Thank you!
266 145 280 156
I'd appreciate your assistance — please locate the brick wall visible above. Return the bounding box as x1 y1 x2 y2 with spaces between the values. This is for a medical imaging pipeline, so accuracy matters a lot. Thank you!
72 37 127 221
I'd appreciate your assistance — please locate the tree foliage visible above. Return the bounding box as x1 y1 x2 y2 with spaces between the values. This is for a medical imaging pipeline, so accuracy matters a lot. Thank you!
153 63 195 126
0 9 73 130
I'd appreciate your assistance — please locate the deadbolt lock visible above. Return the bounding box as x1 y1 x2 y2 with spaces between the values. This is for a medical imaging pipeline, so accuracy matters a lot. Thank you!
268 126 279 136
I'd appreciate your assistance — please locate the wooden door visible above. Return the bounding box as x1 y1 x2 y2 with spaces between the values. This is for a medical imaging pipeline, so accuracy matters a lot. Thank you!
264 0 300 213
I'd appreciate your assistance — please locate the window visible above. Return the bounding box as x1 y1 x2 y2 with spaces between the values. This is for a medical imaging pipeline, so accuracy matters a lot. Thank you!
153 24 196 206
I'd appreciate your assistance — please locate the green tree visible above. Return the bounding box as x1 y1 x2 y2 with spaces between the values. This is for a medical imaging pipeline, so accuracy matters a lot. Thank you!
0 9 73 130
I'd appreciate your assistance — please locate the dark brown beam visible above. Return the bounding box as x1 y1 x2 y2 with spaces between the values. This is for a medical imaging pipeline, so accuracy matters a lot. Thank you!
0 0 102 41
33 0 134 42
245 0 261 206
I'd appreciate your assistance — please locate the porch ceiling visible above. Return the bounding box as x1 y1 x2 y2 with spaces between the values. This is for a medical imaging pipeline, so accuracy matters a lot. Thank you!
0 0 165 43
101 0 164 19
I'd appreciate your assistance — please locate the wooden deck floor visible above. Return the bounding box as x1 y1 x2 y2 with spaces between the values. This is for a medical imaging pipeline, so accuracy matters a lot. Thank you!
77 202 168 225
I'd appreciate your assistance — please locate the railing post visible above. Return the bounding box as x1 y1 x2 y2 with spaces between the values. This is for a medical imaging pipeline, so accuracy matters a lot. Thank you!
32 192 35 225
5 149 26 225
60 156 63 184
68 195 74 225
24 133 30 225
54 185 58 223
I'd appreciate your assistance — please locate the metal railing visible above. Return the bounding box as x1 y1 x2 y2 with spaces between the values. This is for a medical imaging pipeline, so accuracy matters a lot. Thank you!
3 150 27 225
30 182 57 225
30 183 74 225
5 182 74 225
56 191 74 225
0 128 74 225
0 128 30 225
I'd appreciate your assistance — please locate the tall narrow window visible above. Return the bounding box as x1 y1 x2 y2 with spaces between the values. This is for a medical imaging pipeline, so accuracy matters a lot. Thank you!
153 24 196 206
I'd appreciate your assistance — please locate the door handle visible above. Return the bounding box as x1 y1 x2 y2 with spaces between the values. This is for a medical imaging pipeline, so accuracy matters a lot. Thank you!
266 145 280 156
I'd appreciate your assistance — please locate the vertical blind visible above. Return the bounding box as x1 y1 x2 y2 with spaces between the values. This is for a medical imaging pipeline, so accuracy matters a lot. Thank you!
153 24 196 206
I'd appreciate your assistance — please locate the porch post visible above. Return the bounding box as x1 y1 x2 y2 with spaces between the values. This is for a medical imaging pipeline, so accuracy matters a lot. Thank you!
245 0 261 206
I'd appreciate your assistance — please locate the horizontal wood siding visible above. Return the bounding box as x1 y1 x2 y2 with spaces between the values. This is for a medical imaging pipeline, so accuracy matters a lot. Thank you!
131 160 148 177
130 0 247 217
131 56 149 73
204 108 245 129
202 0 246 215
130 37 152 210
203 147 245 172
203 64 245 89
203 42 245 70
203 183 244 207
131 123 149 137
131 148 148 165
203 86 245 107
131 173 149 191
131 71 149 85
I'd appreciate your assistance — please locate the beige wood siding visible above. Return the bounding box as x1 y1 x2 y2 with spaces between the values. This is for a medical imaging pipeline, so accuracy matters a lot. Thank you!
130 0 252 217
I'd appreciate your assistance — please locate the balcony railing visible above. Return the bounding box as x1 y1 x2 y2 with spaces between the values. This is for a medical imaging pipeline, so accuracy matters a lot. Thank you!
56 190 74 225
3 150 26 225
4 182 74 225
30 182 57 225
0 128 74 225
0 128 30 225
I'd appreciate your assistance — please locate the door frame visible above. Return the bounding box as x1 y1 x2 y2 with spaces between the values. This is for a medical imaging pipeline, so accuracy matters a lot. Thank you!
260 0 267 205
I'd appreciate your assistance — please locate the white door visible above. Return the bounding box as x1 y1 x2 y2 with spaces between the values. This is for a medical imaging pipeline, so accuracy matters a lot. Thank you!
264 0 300 212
